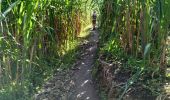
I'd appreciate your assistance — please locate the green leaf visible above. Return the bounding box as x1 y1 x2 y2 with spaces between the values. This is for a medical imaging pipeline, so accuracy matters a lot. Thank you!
144 43 151 57
0 0 20 21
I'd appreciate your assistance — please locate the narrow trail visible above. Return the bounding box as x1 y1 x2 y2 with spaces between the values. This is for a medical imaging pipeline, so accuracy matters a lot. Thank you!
35 30 100 100
70 30 99 100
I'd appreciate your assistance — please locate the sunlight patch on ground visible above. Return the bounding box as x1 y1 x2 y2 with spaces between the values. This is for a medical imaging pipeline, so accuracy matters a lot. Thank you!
81 80 89 87
78 25 92 38
82 62 85 65
164 84 170 93
77 91 87 98
59 25 93 56
60 25 92 56
86 97 90 99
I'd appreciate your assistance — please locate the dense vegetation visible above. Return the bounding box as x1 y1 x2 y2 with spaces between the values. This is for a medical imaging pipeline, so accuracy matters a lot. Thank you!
0 0 170 100
94 0 170 99
0 0 91 99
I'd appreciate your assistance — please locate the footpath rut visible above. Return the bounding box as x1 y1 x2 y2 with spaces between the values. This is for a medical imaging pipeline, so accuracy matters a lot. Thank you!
70 30 99 100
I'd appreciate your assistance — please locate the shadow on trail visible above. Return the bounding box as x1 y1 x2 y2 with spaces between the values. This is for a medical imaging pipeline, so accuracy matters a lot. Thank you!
69 29 99 100
35 29 100 100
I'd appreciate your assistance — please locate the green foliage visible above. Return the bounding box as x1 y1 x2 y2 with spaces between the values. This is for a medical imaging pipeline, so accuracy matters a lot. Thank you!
98 0 168 58
98 0 169 72
96 0 170 98
0 0 91 99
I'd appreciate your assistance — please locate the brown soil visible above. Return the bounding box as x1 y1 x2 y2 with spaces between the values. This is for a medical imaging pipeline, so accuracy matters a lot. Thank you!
35 30 100 100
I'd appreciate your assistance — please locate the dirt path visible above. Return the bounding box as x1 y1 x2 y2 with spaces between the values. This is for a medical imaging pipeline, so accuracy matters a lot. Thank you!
35 30 100 100
70 30 99 100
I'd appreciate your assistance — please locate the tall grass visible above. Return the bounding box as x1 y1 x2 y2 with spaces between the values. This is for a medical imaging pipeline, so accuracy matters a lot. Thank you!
95 0 170 98
0 0 90 99
98 0 170 70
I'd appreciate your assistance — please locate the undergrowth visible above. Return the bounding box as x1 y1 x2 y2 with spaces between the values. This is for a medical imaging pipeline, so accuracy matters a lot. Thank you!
93 31 165 100
0 0 93 99
0 41 79 100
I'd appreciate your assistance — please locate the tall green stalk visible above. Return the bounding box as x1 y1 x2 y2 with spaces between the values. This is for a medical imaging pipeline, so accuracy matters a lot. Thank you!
0 0 89 99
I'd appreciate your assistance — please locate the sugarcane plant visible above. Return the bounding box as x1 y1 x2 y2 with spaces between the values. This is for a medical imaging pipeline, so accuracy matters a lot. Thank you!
0 0 89 99
95 0 170 98
99 0 170 73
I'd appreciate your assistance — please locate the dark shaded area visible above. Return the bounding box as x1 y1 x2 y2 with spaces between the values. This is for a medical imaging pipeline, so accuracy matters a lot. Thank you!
94 53 158 100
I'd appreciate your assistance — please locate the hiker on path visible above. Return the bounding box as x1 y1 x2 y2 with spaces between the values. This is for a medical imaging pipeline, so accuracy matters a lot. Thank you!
92 11 97 30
